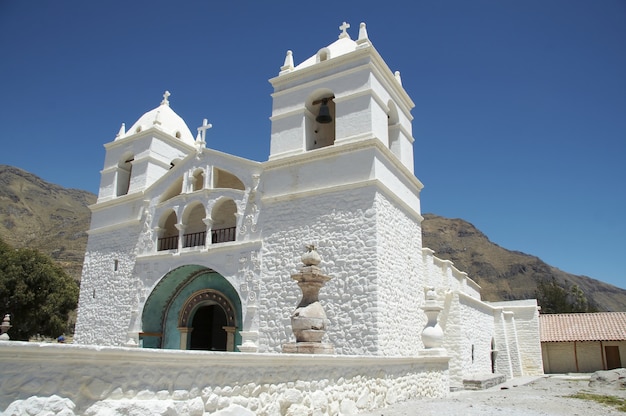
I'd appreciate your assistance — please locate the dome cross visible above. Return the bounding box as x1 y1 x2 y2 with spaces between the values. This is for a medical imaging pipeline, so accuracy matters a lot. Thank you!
161 91 171 106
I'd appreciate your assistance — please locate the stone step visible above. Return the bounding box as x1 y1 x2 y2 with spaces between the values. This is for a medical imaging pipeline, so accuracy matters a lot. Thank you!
463 374 507 390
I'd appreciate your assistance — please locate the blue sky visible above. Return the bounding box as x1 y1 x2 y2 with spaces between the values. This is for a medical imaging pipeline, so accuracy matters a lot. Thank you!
1 1 624 289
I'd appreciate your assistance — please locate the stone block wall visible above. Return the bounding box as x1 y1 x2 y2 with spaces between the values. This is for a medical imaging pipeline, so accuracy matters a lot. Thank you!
258 187 380 354
501 303 543 376
74 225 141 346
421 248 481 299
374 192 424 355
457 295 497 377
0 342 450 416
258 187 426 356
439 292 496 389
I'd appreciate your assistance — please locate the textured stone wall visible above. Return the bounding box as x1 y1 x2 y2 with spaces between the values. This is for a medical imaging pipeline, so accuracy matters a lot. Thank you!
439 292 495 389
493 310 513 377
504 314 522 376
438 294 544 388
374 192 424 355
74 225 141 346
457 296 496 380
0 342 449 416
258 187 426 356
258 187 379 354
503 305 543 375
421 249 481 299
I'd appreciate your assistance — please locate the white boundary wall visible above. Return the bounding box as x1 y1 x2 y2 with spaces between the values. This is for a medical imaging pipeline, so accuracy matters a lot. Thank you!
0 342 449 416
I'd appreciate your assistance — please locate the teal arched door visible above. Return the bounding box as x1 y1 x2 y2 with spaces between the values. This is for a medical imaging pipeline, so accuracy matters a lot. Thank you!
141 265 241 351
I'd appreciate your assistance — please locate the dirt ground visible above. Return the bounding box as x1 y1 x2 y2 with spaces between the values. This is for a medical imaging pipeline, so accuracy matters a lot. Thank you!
358 374 626 416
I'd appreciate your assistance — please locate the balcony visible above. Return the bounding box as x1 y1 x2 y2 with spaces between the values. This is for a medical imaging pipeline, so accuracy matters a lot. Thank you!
157 227 236 251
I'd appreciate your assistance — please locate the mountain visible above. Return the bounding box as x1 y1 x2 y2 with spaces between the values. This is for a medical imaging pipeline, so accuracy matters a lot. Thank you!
1 165 625 311
0 165 95 279
421 214 626 312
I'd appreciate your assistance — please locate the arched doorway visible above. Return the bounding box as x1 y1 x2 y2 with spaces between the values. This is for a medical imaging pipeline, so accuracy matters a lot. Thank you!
140 265 241 351
179 289 237 351
189 305 227 350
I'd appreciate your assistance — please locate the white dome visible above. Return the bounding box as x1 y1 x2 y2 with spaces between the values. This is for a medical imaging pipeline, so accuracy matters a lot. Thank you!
120 93 195 145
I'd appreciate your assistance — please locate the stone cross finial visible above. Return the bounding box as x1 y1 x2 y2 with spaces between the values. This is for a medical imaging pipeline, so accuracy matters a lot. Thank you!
339 21 350 39
394 70 402 85
116 123 126 138
356 22 371 47
197 118 212 144
161 90 171 106
280 50 294 74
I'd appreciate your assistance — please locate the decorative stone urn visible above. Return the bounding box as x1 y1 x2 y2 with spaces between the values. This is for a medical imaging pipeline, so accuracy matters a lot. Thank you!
283 245 334 354
0 314 12 341
421 287 444 349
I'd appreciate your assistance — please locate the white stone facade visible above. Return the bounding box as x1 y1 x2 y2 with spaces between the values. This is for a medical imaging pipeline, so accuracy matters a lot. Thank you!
0 342 449 415
73 20 543 398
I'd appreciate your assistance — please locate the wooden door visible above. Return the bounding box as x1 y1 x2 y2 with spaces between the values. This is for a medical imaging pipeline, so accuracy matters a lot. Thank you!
605 346 622 370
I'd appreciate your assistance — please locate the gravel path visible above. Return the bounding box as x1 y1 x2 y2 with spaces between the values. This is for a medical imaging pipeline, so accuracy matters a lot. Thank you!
358 375 626 416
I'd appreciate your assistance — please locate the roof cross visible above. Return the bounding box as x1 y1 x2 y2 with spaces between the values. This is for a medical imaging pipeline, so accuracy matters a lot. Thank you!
339 21 350 39
161 90 170 106
197 118 212 144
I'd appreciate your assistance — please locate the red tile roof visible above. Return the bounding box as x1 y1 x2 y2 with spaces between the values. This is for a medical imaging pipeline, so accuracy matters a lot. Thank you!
540 312 626 342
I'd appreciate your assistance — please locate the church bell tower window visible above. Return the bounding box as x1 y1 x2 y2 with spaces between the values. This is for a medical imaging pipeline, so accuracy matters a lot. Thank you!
306 95 335 151
116 154 134 197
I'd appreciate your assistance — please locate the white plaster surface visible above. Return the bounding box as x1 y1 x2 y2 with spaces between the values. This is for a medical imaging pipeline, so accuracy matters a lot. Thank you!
122 101 195 145
0 342 449 416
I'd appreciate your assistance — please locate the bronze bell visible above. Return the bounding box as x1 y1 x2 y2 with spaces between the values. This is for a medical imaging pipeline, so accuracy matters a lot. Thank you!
316 98 332 124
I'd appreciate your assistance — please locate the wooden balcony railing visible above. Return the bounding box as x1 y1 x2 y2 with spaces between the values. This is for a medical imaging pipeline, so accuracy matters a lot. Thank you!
183 231 206 248
157 227 236 251
158 235 178 251
212 227 236 244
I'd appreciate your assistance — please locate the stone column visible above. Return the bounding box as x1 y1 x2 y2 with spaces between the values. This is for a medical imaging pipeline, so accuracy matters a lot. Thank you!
178 327 192 350
175 223 185 251
282 245 334 354
154 226 163 251
202 217 213 250
203 218 213 247
223 326 236 352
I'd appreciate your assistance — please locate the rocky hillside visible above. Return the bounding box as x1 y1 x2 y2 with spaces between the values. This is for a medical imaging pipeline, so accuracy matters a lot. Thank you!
422 214 626 311
1 165 625 311
0 165 95 279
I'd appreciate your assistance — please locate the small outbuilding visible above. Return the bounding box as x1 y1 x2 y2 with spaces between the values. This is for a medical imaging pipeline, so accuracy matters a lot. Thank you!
540 312 626 373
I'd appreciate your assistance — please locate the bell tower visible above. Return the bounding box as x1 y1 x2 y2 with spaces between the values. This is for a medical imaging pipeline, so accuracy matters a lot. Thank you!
268 22 416 173
261 22 425 356
97 92 198 202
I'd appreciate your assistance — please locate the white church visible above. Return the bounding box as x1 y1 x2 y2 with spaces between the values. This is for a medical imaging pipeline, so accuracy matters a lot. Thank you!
74 22 543 390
